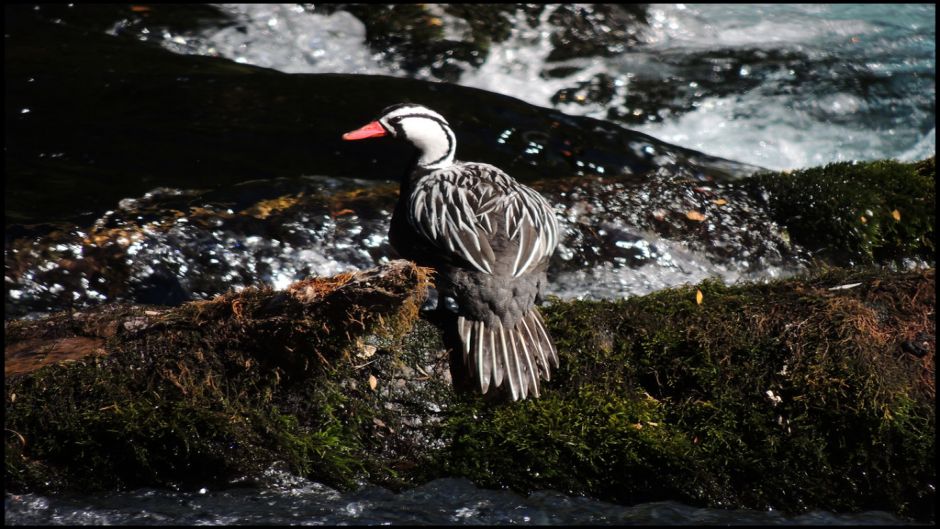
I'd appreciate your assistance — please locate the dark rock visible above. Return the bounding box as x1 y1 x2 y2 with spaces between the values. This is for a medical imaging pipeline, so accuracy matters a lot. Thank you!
546 4 648 62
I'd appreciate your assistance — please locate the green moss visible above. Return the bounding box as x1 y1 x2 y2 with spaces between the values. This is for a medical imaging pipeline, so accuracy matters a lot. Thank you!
442 386 706 504
260 407 364 488
432 268 934 519
4 334 369 491
6 359 254 491
745 158 935 266
5 262 430 493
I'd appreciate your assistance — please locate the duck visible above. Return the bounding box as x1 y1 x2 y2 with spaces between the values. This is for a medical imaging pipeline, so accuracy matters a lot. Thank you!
342 103 559 400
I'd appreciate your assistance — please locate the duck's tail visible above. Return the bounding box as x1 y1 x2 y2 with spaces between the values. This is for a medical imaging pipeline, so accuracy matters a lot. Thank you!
457 308 558 401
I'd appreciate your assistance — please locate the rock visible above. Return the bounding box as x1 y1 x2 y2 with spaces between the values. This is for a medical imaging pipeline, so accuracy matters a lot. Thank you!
743 158 935 266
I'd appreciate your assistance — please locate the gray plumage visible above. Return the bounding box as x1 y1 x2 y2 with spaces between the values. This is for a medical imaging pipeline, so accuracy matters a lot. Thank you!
344 103 560 400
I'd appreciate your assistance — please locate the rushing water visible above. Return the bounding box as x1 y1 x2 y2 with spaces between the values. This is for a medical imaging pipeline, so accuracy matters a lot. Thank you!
4 476 918 526
150 3 936 170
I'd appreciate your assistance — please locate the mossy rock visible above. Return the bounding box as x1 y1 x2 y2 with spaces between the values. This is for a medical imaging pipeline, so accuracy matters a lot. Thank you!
743 158 935 266
429 267 934 520
5 263 934 521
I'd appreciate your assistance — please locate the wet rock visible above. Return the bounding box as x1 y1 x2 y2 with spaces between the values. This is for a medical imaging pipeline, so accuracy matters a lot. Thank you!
314 4 478 82
546 4 648 62
545 168 797 277
551 73 620 109
7 158 935 319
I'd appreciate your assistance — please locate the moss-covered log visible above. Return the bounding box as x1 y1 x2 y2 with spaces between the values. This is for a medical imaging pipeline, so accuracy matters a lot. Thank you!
5 263 935 521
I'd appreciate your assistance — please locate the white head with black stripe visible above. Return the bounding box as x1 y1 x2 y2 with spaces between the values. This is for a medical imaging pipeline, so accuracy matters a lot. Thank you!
342 103 456 170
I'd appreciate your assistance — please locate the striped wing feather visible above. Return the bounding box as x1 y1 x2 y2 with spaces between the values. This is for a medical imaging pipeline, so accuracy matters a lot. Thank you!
408 165 558 277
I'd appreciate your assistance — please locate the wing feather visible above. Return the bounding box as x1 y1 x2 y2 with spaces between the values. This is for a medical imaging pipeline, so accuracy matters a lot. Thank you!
407 164 558 276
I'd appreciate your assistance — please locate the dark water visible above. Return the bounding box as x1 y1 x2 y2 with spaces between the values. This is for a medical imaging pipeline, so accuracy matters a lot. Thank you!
4 477 918 526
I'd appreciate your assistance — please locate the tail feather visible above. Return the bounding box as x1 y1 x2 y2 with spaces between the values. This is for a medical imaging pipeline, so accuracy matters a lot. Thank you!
515 326 540 399
458 307 557 401
490 320 504 394
520 311 550 381
458 317 471 366
495 320 519 400
532 309 559 369
473 320 486 392
460 316 493 394
506 325 526 400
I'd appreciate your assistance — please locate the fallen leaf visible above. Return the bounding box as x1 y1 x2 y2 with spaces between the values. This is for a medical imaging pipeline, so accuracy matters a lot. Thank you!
368 374 378 391
686 210 706 222
696 289 703 305
891 209 901 222
130 5 152 13
860 215 867 224
712 198 728 206
357 344 377 359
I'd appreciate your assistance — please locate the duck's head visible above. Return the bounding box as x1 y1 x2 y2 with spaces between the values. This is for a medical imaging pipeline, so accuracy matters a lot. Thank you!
343 103 455 169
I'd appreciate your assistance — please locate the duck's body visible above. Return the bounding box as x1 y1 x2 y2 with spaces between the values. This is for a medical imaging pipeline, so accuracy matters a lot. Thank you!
344 104 559 400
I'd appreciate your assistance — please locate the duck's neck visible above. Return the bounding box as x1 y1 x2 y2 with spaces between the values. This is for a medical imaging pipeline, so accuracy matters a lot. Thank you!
406 118 457 170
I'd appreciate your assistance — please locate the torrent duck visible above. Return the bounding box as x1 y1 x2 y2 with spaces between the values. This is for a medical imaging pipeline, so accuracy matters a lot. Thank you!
343 103 559 400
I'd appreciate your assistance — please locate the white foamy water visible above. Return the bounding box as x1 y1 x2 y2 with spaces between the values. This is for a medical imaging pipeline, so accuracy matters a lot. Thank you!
160 4 389 75
632 90 904 170
455 8 613 116
632 4 936 169
151 3 935 172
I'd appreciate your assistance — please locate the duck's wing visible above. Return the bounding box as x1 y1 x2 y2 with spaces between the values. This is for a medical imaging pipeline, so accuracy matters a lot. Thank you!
408 163 559 277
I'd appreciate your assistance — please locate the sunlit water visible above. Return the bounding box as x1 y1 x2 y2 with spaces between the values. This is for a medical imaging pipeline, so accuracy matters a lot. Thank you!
151 3 935 170
5 171 799 317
